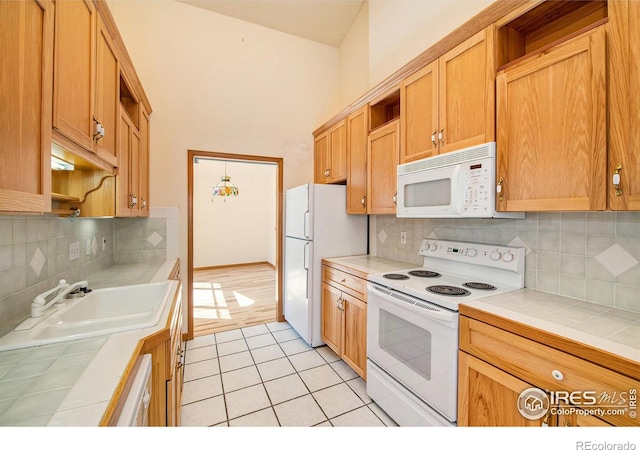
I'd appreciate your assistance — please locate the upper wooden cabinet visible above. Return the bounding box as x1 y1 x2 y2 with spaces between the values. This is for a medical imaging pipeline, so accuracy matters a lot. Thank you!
0 0 54 213
314 120 347 184
496 25 607 212
400 26 496 164
608 0 640 210
346 105 369 214
367 119 400 215
53 0 119 169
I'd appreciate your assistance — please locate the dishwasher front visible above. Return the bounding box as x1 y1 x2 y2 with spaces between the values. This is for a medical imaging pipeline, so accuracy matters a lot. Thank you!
117 354 153 426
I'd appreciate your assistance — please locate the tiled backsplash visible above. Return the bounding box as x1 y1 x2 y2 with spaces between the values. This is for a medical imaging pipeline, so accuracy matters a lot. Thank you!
0 207 178 336
374 212 640 313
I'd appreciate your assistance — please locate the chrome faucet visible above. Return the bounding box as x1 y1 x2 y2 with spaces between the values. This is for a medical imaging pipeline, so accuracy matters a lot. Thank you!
31 280 89 318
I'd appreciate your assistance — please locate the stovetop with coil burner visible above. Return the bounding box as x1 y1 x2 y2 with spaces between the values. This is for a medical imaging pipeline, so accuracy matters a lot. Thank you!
369 239 526 311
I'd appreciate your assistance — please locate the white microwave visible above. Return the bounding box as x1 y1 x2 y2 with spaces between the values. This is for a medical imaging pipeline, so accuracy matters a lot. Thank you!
396 142 524 219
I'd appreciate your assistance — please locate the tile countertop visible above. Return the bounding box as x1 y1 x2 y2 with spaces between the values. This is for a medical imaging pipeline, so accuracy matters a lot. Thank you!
322 255 417 275
463 289 640 364
0 259 179 427
326 255 640 366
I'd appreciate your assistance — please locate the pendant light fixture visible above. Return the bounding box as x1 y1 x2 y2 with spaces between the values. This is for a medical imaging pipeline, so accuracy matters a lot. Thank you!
212 163 239 201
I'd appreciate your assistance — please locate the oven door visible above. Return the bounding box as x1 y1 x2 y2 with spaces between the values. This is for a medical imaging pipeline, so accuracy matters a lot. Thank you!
366 283 459 422
396 163 461 218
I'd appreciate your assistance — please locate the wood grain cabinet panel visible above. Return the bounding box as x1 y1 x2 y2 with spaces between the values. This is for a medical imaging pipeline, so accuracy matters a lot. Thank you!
400 26 495 164
459 315 638 427
496 25 607 212
321 262 368 379
53 0 97 152
367 120 399 215
314 120 347 184
0 0 54 213
346 105 369 214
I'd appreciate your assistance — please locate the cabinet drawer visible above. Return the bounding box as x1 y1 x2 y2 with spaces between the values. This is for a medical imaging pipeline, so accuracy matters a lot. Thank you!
460 316 639 426
322 265 366 298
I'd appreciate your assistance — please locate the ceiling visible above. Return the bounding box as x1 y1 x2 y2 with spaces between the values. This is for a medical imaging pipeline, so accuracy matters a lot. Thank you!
177 0 365 47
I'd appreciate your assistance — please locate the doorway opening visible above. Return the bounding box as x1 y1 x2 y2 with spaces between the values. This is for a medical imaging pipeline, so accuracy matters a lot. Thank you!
187 150 284 340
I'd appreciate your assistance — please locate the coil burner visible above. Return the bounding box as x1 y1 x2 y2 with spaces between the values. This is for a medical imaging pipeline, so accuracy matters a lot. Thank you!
383 273 410 280
427 285 471 296
463 282 496 290
408 270 441 278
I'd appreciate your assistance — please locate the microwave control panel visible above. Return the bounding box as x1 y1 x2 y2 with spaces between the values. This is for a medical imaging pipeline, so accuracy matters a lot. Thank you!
462 158 495 215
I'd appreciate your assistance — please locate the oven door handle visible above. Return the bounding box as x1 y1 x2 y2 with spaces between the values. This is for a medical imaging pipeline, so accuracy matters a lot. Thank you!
368 284 456 323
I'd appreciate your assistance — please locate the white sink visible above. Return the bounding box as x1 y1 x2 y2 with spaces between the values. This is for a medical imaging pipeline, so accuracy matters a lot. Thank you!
0 281 176 351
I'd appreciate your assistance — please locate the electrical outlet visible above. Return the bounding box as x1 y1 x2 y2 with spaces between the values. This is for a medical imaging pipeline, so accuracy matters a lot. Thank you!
400 232 407 244
102 237 107 251
86 239 91 256
69 241 80 261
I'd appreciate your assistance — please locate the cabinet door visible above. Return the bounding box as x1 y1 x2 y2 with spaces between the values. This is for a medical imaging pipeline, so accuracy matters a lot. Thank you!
341 291 367 380
117 107 138 217
346 105 369 214
53 0 96 151
609 0 640 210
138 108 150 216
314 132 329 184
328 120 347 183
458 352 544 427
439 26 495 154
400 60 438 163
0 0 53 213
321 282 342 355
94 15 119 167
368 120 400 214
496 26 607 211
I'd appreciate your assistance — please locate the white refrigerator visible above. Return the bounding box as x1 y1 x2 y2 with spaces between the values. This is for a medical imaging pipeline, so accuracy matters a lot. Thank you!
284 183 368 347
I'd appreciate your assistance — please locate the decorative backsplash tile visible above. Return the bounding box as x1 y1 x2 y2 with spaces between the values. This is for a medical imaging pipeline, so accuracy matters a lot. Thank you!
374 212 640 313
0 207 177 337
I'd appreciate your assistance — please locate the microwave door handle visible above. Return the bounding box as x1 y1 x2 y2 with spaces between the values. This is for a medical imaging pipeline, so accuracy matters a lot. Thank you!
450 165 462 215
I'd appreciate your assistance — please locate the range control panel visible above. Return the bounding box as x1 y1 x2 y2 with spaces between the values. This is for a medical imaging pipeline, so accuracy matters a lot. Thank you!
418 239 525 272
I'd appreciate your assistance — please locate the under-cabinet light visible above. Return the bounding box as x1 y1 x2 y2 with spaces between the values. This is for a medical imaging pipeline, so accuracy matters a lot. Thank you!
51 154 74 171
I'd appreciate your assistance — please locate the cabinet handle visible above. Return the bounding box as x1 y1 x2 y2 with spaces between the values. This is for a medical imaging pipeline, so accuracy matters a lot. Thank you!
496 177 504 201
92 117 105 142
431 131 437 148
613 163 623 196
325 168 331 178
393 192 397 205
129 193 138 208
551 369 564 381
141 198 147 209
438 128 444 146
361 195 366 207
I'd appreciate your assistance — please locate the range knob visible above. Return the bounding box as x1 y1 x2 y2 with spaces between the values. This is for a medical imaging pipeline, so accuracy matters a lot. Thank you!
422 242 431 252
429 243 438 252
467 248 478 258
502 252 515 263
490 250 502 261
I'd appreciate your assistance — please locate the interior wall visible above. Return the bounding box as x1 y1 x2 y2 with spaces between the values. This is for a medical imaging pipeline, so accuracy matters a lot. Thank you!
367 0 496 87
193 159 276 268
107 0 340 304
338 0 496 107
338 1 369 110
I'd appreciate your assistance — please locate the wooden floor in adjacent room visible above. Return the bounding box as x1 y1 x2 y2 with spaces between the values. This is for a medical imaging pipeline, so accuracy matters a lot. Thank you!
192 262 277 337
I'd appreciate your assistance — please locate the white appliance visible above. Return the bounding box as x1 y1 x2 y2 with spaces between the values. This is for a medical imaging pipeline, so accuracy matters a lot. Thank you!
396 142 524 219
284 183 368 347
367 239 525 426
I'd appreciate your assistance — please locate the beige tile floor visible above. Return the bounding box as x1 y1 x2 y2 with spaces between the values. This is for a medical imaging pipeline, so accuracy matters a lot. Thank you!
180 321 397 427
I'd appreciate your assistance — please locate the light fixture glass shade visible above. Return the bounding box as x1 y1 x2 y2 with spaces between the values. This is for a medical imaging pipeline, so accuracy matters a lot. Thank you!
212 173 239 199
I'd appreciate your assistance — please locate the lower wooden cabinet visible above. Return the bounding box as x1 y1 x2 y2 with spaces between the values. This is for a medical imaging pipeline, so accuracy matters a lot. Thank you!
321 262 368 379
458 313 637 427
143 265 184 426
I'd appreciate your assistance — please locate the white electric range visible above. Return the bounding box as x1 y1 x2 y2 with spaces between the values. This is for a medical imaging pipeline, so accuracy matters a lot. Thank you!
366 239 525 426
